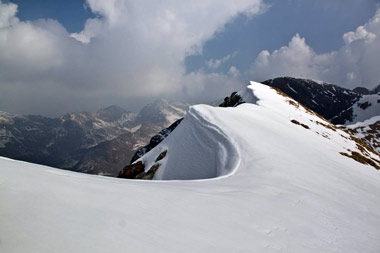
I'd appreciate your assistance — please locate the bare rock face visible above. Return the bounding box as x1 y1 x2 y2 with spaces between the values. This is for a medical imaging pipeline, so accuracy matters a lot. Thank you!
118 150 167 180
219 92 244 107
130 119 183 163
262 77 360 124
155 150 167 162
118 161 145 179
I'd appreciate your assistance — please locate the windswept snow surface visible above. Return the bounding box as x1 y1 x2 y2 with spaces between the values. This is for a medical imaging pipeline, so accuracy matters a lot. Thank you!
1 82 380 252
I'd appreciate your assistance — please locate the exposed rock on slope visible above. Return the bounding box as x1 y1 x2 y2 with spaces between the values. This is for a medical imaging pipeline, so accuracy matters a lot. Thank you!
129 119 183 164
262 77 361 124
342 116 380 155
118 150 167 179
262 77 380 155
219 91 244 107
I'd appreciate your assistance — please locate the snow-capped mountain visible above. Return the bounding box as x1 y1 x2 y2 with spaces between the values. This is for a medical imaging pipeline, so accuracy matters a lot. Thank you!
342 116 380 155
262 77 380 125
0 100 188 176
2 81 379 252
135 99 188 124
262 77 380 156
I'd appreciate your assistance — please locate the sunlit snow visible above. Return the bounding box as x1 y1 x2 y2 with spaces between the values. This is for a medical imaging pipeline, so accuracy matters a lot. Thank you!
1 82 380 252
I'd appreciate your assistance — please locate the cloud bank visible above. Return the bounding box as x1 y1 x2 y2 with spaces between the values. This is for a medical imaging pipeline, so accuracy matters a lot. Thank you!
0 0 263 115
249 8 380 89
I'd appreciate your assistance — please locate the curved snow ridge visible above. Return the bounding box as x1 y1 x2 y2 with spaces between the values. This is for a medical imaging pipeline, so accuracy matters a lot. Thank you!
141 104 241 181
184 105 241 179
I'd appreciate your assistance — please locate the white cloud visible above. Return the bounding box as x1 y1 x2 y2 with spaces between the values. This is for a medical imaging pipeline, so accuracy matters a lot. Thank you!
180 70 245 103
0 0 18 28
228 66 240 78
250 34 334 81
249 8 380 89
0 0 264 115
206 52 238 69
0 3 68 76
343 26 376 44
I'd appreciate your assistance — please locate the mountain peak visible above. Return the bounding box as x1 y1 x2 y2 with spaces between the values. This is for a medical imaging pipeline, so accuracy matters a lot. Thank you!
136 100 188 124
95 105 131 122
97 105 127 114
262 77 360 124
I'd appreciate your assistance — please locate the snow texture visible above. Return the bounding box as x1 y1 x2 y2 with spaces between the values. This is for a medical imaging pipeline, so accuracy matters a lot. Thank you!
346 115 380 129
348 94 380 124
1 82 380 252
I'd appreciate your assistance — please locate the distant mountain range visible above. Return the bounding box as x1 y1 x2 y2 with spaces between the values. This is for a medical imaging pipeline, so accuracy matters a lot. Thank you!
2 77 379 178
0 100 188 176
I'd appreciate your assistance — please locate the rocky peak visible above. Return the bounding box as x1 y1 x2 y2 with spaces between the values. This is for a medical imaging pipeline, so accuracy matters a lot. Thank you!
96 105 131 122
372 84 380 94
262 77 361 124
353 87 370 95
136 99 188 124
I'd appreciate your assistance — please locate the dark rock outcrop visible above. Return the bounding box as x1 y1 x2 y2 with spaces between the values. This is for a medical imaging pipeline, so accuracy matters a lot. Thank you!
219 92 244 107
118 161 145 179
262 77 361 124
130 118 183 163
118 150 167 180
353 87 370 95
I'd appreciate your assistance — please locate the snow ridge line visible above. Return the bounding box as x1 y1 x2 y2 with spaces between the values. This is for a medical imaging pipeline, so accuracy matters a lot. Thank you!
184 105 241 180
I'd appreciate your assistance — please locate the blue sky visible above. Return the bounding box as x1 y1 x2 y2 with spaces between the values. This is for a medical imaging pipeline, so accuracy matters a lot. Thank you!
187 0 379 75
3 0 95 32
8 0 378 73
0 0 379 115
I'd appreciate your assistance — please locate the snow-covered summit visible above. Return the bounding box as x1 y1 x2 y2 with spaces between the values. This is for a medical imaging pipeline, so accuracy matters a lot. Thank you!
139 81 379 180
1 81 380 252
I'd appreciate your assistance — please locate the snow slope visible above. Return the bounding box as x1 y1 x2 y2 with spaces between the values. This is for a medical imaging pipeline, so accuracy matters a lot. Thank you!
348 94 380 124
1 82 380 252
345 115 380 154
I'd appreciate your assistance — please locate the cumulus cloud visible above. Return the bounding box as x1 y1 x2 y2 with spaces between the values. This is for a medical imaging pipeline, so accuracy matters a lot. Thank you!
0 0 264 116
228 66 240 78
343 26 376 44
206 51 238 69
249 8 380 89
250 34 333 81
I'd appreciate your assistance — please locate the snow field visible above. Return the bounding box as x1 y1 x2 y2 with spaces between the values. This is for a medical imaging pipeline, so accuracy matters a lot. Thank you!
1 81 380 252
